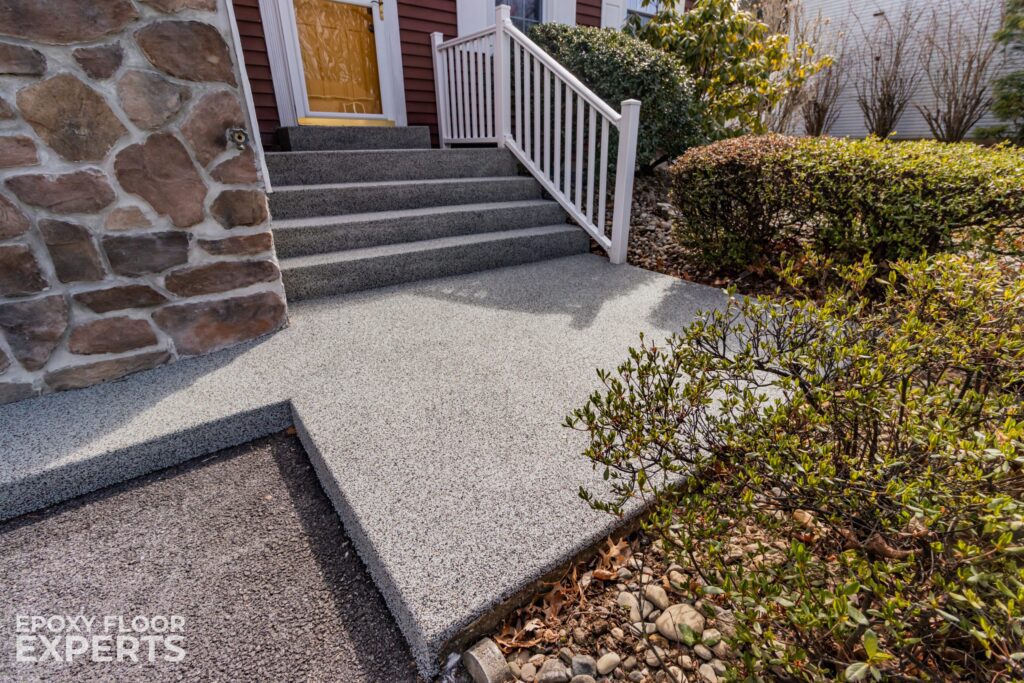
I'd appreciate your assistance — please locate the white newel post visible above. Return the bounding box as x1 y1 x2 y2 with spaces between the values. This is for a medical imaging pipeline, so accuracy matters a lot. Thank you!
609 99 640 265
494 5 511 147
430 31 448 148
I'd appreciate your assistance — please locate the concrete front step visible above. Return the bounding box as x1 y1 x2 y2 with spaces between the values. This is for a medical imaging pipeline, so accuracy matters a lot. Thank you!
276 125 432 151
280 225 590 301
265 148 521 186
273 200 569 258
269 177 544 220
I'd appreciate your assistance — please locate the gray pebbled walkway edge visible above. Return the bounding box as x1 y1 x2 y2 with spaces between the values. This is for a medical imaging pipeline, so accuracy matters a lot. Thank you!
0 254 726 677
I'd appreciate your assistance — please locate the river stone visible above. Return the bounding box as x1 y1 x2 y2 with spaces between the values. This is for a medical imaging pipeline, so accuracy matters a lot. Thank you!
0 194 29 239
210 189 268 228
46 350 169 391
655 604 706 644
0 136 39 168
0 295 69 371
104 206 152 232
140 0 217 13
181 90 245 166
114 133 206 227
135 21 237 85
0 42 45 75
0 97 15 119
153 291 285 356
596 652 620 675
17 75 127 162
69 317 158 355
72 43 123 79
0 382 36 405
6 170 116 214
198 232 272 256
0 0 138 44
210 148 258 184
103 232 189 276
117 69 191 130
644 584 671 611
39 220 105 283
164 260 279 297
74 285 169 313
0 244 48 296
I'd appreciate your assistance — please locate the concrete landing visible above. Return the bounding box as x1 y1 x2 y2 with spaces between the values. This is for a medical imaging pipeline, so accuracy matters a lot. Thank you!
0 254 725 677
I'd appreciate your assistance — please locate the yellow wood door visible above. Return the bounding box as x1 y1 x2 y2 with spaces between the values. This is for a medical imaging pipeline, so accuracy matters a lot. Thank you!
293 0 384 116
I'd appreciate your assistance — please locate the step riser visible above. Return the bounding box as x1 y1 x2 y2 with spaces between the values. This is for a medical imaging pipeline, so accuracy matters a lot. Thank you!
277 126 431 151
274 204 568 258
270 179 543 220
266 149 520 185
283 231 590 301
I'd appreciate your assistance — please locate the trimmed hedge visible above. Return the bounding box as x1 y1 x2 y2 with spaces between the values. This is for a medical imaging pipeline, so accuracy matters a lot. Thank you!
670 135 1024 272
529 23 706 171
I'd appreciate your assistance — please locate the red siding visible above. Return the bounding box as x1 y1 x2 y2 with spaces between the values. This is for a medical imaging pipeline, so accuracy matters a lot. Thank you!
577 0 602 27
398 1 457 146
232 0 281 149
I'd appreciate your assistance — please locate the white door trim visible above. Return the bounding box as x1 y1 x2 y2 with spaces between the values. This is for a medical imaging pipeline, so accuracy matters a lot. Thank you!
259 0 407 126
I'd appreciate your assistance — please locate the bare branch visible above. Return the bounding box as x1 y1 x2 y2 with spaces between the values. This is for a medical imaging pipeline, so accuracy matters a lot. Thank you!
853 6 924 138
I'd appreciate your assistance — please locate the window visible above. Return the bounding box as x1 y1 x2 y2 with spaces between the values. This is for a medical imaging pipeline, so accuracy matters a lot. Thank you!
626 0 662 25
500 0 543 32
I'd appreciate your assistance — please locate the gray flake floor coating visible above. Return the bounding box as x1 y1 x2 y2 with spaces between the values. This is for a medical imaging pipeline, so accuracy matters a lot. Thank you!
0 434 422 682
0 254 726 677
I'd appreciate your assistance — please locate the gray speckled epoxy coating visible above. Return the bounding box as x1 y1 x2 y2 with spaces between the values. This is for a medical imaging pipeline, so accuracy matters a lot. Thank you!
0 433 422 682
0 254 726 676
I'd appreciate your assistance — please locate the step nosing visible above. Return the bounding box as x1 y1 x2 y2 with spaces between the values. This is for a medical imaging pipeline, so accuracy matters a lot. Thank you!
270 200 563 230
272 176 533 193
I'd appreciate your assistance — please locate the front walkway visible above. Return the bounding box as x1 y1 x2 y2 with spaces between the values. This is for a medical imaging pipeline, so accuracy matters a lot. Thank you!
0 254 724 677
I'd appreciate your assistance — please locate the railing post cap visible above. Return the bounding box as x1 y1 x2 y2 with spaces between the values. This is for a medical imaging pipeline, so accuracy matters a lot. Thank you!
496 4 511 20
430 31 443 42
621 99 641 108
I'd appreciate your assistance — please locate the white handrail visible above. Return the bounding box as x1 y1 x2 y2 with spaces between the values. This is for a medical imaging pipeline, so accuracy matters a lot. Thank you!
431 5 640 264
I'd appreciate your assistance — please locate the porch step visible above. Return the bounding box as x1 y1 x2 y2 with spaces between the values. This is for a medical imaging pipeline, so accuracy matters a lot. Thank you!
269 177 543 220
265 148 520 185
276 125 431 151
279 225 589 301
273 200 568 258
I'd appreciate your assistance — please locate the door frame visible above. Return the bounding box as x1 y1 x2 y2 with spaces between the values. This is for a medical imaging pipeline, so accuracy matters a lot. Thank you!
259 0 408 127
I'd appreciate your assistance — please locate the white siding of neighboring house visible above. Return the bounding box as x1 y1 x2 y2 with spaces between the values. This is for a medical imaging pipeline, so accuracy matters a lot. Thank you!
799 0 1018 139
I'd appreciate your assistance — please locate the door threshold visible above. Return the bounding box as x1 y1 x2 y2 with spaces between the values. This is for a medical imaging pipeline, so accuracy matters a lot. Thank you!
298 117 395 127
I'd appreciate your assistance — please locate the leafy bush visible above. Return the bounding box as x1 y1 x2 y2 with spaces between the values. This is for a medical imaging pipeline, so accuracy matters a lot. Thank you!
528 23 706 171
670 135 1024 273
569 254 1024 681
988 0 1024 143
669 134 799 272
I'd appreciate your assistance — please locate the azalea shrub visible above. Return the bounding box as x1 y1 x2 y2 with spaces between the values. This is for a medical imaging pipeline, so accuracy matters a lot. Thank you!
568 255 1024 681
670 135 1024 274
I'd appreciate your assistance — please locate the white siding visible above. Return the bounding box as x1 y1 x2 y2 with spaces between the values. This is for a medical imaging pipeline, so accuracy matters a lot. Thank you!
799 0 1017 139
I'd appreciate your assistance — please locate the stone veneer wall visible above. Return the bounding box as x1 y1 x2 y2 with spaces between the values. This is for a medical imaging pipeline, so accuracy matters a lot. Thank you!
0 0 288 406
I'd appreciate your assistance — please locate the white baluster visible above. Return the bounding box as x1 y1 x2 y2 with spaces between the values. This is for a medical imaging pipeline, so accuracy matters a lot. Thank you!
575 100 584 211
598 117 609 235
586 106 596 223
553 79 561 191
563 89 573 196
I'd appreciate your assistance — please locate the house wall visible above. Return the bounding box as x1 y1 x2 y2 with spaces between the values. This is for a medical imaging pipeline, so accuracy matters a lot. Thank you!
0 0 287 406
578 0 603 27
231 0 282 148
399 1 458 146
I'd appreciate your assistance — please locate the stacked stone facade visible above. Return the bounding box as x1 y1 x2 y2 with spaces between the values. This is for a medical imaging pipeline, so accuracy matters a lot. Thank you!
0 0 287 405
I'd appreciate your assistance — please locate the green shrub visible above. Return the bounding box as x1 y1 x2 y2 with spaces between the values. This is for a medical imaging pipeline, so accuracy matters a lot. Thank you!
569 254 1024 681
670 135 1024 273
669 134 799 272
529 23 706 171
987 0 1024 143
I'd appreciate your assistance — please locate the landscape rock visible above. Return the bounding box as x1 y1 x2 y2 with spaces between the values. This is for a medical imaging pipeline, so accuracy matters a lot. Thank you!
164 260 279 297
39 219 105 283
210 148 258 184
103 232 189 276
569 676 596 683
181 90 245 166
537 658 570 683
571 654 597 677
104 206 152 232
461 638 514 683
0 0 138 44
655 604 705 644
17 74 127 162
701 629 722 647
644 584 671 611
0 382 36 405
74 285 168 313
0 348 7 374
0 136 39 168
596 652 620 675
45 350 169 391
68 317 158 355
135 21 237 85
0 295 68 371
0 244 47 296
698 662 718 683
6 170 116 214
72 43 123 79
693 644 713 661
210 189 268 228
0 97 15 119
198 232 272 256
153 291 285 356
0 42 45 75
0 195 30 239
140 0 217 11
114 133 206 227
117 69 191 130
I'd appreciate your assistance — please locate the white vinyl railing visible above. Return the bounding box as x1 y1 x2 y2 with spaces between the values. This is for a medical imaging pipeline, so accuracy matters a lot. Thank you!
431 5 640 264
